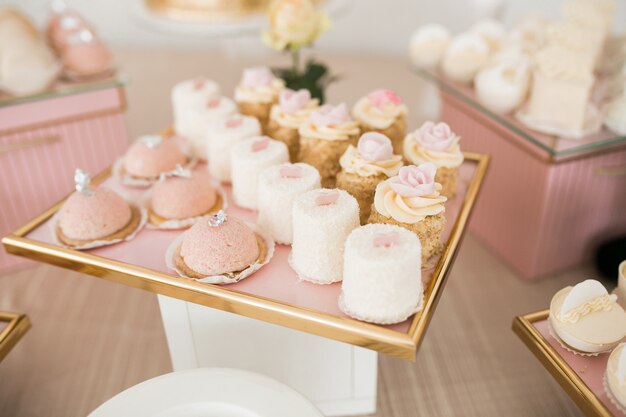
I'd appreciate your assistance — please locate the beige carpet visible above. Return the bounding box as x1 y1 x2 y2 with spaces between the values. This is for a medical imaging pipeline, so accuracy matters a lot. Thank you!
0 47 598 416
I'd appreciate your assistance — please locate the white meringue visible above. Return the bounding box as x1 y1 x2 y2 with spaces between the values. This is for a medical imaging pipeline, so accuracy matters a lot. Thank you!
442 32 490 83
408 23 451 69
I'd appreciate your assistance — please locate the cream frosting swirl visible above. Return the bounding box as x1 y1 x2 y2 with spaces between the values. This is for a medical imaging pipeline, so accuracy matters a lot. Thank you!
340 146 403 178
352 89 407 129
559 294 618 323
404 121 464 168
270 89 319 129
299 103 360 141
373 164 446 224
235 67 285 103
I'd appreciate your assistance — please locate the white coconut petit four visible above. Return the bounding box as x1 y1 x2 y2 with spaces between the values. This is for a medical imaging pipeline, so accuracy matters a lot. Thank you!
207 114 262 182
290 189 359 284
441 32 490 83
180 96 237 159
408 23 451 69
172 78 221 150
549 279 626 355
257 163 321 245
230 136 289 210
605 343 626 412
340 223 423 324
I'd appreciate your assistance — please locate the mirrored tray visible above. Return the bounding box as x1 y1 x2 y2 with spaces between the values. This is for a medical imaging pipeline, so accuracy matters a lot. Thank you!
0 312 31 363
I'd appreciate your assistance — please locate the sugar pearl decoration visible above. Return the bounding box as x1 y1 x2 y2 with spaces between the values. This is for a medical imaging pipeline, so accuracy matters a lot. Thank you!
290 188 359 284
257 163 321 244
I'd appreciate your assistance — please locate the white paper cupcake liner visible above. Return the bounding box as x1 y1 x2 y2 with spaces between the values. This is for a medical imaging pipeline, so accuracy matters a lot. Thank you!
165 222 275 285
546 316 608 357
113 155 198 188
286 252 342 285
515 103 602 139
143 180 228 230
338 292 424 325
51 203 147 250
604 372 626 415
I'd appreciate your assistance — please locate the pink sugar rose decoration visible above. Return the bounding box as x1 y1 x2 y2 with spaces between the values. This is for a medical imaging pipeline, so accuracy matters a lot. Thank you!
279 89 311 113
250 136 271 152
390 163 437 198
226 117 243 128
367 89 403 108
310 103 350 127
414 121 458 152
373 232 400 248
357 132 394 162
315 190 339 206
206 97 221 108
279 164 303 178
241 66 274 88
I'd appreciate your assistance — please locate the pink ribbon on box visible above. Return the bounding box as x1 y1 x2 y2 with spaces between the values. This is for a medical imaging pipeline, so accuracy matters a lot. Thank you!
279 164 303 178
250 136 270 152
315 190 339 206
373 232 400 248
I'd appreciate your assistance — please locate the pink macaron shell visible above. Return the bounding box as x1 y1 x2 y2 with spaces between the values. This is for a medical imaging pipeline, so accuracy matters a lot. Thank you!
62 42 112 75
123 139 187 179
58 187 132 241
180 216 260 276
151 173 217 220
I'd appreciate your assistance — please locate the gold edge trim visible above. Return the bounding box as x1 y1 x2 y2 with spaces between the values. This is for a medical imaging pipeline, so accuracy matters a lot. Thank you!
407 152 490 345
512 311 613 417
0 313 31 363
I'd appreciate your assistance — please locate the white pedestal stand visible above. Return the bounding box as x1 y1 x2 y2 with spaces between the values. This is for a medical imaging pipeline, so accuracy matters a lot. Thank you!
157 295 378 416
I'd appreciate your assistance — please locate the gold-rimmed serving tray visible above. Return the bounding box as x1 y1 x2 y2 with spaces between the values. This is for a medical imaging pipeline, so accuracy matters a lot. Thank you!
3 152 489 361
512 310 620 417
0 312 31 363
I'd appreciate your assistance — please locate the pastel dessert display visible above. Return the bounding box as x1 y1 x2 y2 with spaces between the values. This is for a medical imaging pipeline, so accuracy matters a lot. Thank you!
171 77 224 158
234 66 285 133
441 32 490 83
605 343 626 412
290 189 359 284
408 23 451 69
230 136 289 210
336 132 403 224
548 279 626 355
120 135 189 184
522 45 595 135
351 89 408 154
368 163 447 264
0 8 60 96
604 94 626 135
339 223 423 324
207 114 262 182
171 210 272 283
403 121 464 198
257 163 321 245
474 52 531 115
267 88 319 161
56 169 143 248
148 166 223 229
298 103 361 187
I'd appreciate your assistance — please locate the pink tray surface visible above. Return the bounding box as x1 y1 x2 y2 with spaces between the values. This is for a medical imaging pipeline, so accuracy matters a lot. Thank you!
24 161 478 333
534 319 623 416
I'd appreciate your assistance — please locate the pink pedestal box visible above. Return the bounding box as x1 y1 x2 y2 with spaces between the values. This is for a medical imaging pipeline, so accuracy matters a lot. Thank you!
440 89 626 280
0 82 129 273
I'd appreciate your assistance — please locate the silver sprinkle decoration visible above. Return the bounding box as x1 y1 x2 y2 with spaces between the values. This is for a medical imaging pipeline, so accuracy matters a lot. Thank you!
208 210 227 227
74 168 94 196
140 135 163 149
158 164 192 182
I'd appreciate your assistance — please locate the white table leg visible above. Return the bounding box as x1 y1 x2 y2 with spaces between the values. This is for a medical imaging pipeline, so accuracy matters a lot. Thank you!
157 295 378 416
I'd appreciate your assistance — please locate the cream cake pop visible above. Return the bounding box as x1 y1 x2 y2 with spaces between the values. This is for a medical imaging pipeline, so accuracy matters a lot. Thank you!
290 189 359 284
408 23 451 69
442 32 490 83
176 210 261 278
57 169 140 247
605 343 626 412
123 135 188 180
230 136 289 210
340 223 423 324
235 66 285 133
257 163 321 245
149 166 219 226
549 279 626 354
207 114 262 182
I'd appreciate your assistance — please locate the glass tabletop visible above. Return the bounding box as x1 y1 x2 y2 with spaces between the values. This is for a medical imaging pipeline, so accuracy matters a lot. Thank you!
414 66 626 159
0 76 128 108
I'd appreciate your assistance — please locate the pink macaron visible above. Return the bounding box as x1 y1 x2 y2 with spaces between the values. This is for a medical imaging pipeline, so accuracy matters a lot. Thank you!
151 172 217 220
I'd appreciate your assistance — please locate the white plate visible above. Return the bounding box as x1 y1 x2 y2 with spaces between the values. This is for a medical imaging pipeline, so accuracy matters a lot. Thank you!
88 368 323 417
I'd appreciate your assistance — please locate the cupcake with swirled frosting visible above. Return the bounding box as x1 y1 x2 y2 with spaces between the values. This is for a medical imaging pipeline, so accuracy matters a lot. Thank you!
267 88 319 161
403 121 464 198
235 66 285 133
298 103 361 187
337 132 403 224
368 163 447 264
352 89 408 154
